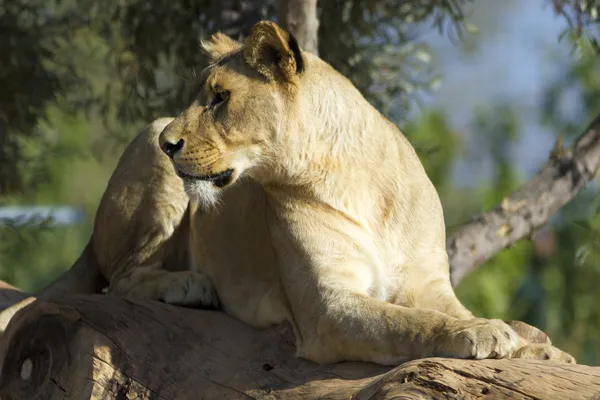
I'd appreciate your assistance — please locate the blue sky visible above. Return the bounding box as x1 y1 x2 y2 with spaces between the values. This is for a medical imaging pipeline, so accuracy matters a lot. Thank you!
419 0 577 186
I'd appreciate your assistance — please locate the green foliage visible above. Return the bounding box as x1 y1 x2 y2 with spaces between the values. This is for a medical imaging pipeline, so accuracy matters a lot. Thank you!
553 0 600 52
0 106 123 291
408 110 460 190
0 222 90 291
0 0 87 195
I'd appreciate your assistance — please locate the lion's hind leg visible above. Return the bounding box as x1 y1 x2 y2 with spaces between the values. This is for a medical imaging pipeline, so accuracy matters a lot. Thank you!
107 266 219 308
90 118 219 308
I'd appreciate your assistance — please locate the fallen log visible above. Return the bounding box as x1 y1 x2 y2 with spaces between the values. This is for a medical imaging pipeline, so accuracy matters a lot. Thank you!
0 295 598 399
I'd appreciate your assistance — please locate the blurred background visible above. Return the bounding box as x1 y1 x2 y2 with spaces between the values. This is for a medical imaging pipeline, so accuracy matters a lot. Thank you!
1 0 599 364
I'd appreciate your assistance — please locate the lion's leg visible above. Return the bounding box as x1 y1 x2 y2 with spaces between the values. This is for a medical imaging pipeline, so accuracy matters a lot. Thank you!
89 118 219 308
107 265 219 308
285 272 520 365
270 223 524 366
401 275 475 320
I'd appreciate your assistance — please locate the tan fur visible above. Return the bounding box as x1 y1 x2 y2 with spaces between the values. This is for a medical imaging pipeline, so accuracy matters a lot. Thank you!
1 21 575 364
200 33 242 62
244 21 299 82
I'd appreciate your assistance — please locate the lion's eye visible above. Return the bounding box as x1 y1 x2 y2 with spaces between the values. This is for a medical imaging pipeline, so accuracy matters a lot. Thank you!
208 90 229 110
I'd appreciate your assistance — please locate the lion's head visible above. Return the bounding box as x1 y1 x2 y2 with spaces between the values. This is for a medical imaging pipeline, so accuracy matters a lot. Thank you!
158 21 307 207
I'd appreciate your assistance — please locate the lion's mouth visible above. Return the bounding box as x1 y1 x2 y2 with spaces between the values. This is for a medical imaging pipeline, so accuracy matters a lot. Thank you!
176 168 234 188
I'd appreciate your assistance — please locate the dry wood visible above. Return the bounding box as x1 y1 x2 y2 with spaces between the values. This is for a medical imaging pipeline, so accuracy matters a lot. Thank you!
1 294 598 400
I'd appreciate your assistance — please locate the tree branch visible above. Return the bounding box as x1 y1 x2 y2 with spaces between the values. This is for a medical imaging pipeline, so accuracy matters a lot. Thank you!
278 0 319 55
448 113 600 285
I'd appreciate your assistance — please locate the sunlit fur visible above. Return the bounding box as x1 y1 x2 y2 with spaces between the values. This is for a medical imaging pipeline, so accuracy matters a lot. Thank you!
182 179 221 209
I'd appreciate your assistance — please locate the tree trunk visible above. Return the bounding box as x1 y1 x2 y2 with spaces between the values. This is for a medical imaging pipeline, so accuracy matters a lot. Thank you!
278 0 319 55
1 295 598 399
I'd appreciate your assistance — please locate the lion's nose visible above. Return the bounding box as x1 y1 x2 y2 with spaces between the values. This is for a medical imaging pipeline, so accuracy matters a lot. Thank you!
160 138 185 158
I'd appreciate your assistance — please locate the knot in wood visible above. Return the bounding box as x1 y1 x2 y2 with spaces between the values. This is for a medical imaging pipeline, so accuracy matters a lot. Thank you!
0 312 76 400
20 359 32 380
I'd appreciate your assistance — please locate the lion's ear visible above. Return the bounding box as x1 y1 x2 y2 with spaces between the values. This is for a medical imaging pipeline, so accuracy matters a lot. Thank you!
201 32 242 62
243 21 304 82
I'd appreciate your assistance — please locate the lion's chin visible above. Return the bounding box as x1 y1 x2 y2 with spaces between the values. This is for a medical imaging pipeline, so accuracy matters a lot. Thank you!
183 179 223 210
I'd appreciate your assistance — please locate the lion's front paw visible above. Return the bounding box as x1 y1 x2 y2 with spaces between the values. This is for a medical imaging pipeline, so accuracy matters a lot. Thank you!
438 318 520 360
512 344 576 364
158 271 220 308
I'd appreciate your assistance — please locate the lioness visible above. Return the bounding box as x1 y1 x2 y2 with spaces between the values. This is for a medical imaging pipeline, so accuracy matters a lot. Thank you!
1 21 574 365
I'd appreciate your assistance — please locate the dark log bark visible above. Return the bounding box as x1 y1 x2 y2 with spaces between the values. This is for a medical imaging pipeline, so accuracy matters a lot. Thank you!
448 113 600 285
1 295 598 399
278 0 319 55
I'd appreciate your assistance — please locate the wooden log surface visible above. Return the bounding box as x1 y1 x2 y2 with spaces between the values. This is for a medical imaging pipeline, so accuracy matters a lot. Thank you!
0 295 599 399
